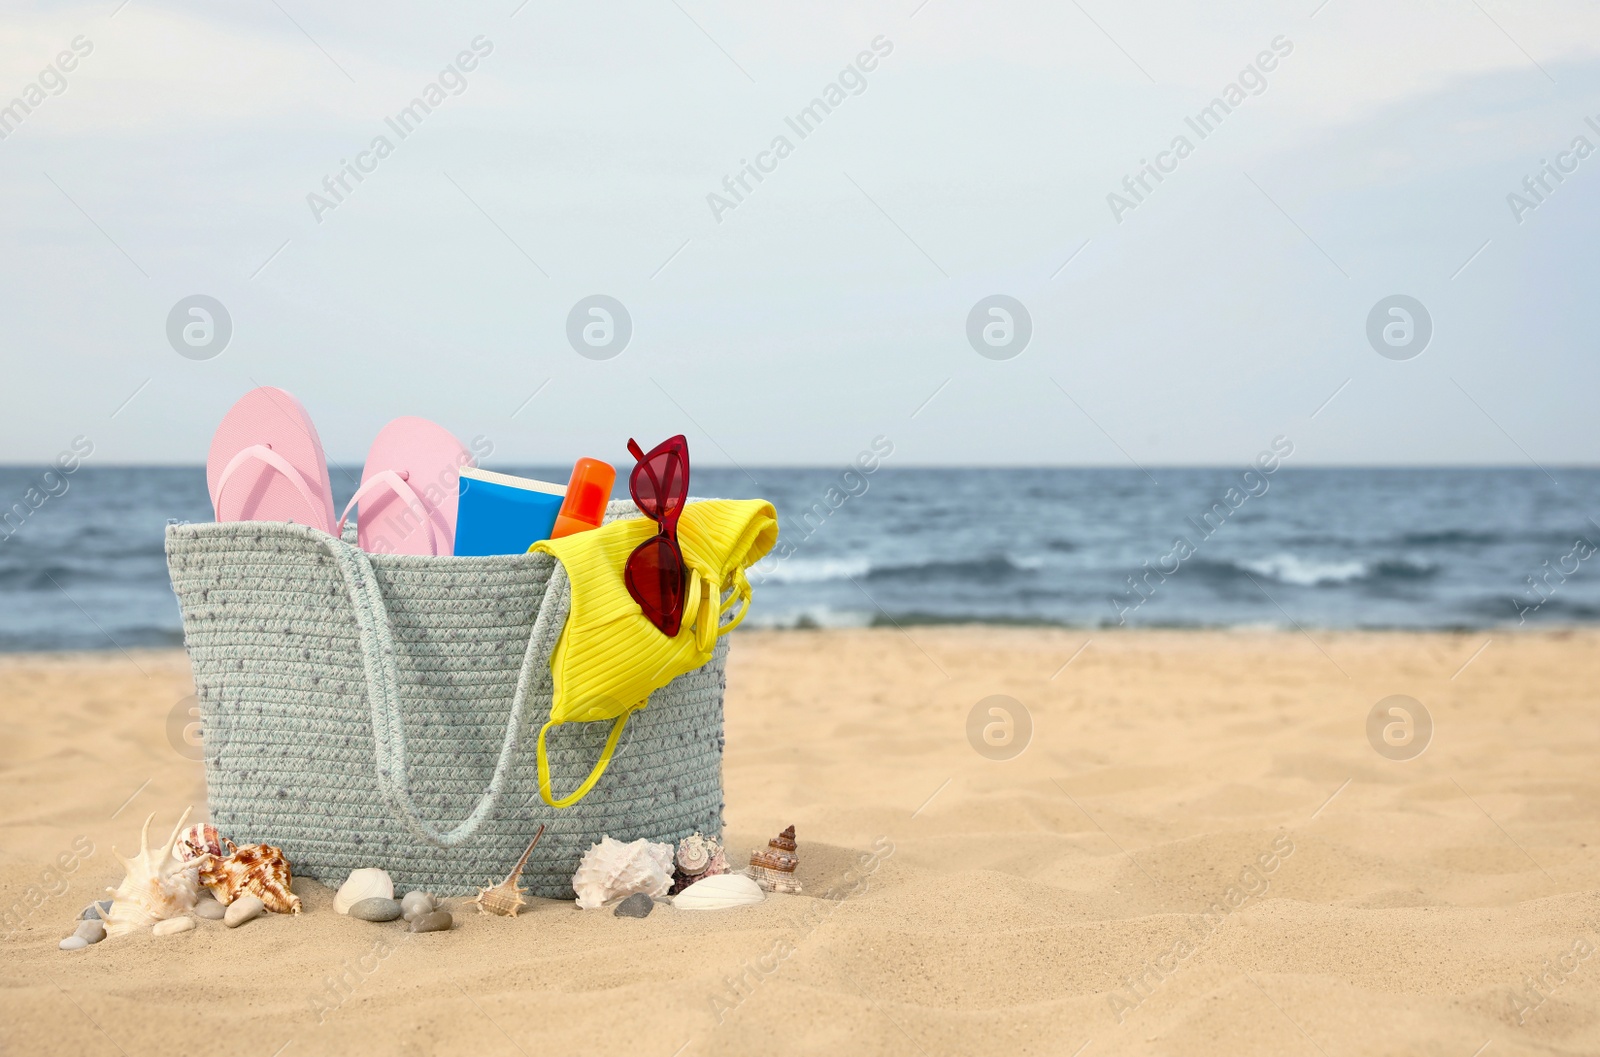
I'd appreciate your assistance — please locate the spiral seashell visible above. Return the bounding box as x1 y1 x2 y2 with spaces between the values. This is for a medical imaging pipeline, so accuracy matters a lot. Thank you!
671 832 729 894
677 835 713 875
749 825 801 894
176 823 225 862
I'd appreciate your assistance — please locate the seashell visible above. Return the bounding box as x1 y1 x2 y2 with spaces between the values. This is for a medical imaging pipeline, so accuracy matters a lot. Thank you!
749 825 801 894
201 839 301 914
472 825 545 918
334 868 393 915
571 836 675 910
673 872 765 910
671 832 729 894
176 823 225 862
102 808 210 938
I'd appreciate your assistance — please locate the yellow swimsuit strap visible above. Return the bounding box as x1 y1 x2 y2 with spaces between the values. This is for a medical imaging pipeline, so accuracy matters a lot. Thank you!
535 711 632 809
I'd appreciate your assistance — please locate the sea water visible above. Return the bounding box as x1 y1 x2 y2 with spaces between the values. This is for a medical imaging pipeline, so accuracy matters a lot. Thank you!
1 466 1597 650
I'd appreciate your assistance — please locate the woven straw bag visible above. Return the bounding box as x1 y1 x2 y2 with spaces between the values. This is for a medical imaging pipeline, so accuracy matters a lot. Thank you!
164 501 725 898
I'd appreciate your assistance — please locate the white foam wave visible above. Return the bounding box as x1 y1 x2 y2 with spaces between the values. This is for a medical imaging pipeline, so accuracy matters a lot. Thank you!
1241 553 1368 586
747 555 872 584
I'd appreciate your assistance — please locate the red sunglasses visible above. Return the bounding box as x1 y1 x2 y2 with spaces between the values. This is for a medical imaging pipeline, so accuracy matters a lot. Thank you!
624 434 690 636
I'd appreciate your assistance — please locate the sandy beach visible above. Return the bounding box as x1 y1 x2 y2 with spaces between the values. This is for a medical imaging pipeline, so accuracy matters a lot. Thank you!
3 626 1597 1056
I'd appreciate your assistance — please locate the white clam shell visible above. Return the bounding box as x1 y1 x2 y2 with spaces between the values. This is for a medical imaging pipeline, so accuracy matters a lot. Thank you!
334 868 394 915
672 872 765 910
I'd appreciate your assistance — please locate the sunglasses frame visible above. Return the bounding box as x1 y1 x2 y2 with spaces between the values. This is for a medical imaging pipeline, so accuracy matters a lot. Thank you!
623 434 690 636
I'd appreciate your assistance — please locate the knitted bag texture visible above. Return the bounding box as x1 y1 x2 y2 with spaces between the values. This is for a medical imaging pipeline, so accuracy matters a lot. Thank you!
164 501 725 897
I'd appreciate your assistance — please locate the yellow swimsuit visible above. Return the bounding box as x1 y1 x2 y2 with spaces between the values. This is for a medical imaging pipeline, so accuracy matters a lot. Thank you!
529 499 778 807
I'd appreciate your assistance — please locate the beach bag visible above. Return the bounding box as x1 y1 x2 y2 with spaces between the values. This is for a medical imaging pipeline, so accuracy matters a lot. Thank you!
163 501 726 897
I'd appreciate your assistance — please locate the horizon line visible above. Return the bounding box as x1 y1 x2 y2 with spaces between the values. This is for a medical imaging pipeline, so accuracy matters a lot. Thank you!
5 461 1598 471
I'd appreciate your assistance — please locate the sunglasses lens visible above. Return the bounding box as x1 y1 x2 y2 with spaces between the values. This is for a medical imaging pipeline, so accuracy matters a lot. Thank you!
625 534 686 634
629 440 688 524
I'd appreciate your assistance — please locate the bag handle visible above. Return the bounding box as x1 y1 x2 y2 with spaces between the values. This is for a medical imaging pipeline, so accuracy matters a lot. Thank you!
316 532 568 848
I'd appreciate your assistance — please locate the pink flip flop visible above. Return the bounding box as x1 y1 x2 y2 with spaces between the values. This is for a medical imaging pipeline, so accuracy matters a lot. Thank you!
338 417 471 555
207 387 337 533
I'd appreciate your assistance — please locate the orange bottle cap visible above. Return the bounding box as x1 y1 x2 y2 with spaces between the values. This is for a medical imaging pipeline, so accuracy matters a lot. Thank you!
550 458 616 538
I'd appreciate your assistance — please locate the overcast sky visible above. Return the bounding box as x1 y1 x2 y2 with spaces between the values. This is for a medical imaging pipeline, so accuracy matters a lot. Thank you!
2 0 1598 467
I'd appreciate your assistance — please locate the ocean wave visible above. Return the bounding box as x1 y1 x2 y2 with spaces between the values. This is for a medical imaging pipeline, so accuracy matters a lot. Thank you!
750 553 1044 585
743 606 874 629
1241 554 1369 586
747 556 872 584
1187 553 1439 588
1398 529 1500 547
867 554 1039 582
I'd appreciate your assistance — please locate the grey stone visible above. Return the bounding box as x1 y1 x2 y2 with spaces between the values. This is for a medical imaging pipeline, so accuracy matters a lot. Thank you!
408 910 452 933
400 891 434 922
348 897 402 922
614 892 655 919
73 919 105 944
59 935 89 951
224 894 265 928
194 899 226 920
79 900 112 921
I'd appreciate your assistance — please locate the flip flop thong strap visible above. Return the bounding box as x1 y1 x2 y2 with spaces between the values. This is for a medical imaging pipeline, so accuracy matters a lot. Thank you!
215 444 328 530
337 469 442 556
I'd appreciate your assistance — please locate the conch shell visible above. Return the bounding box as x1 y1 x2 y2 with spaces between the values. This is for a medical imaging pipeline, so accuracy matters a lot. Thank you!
472 825 545 917
671 832 728 894
200 839 301 914
749 825 801 894
102 807 209 938
571 836 674 910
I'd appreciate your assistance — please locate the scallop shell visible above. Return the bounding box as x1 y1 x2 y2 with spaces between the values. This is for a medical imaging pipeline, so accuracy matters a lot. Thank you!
102 808 209 938
673 872 765 910
571 836 675 910
472 825 545 918
749 825 801 894
201 840 301 914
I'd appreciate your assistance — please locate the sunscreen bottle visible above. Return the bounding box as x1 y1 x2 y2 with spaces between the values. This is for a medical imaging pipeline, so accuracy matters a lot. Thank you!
550 458 615 538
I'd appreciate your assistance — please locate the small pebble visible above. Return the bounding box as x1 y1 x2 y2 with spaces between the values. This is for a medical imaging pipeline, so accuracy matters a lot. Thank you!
59 936 89 951
348 897 402 922
194 899 225 920
79 900 112 921
401 891 435 922
224 894 265 928
152 917 195 937
408 910 452 933
73 919 105 944
614 892 655 919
